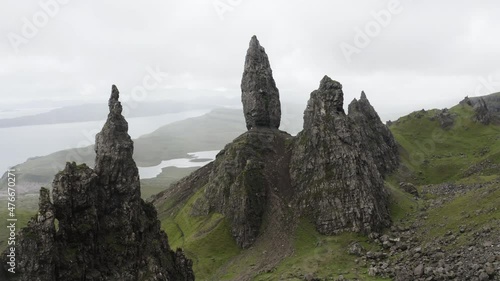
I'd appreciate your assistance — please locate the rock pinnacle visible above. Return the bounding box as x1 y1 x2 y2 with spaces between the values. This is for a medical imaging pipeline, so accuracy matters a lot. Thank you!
241 36 281 130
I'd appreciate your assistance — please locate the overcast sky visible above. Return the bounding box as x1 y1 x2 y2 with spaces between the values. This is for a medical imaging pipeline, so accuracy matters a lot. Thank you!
1 0 499 121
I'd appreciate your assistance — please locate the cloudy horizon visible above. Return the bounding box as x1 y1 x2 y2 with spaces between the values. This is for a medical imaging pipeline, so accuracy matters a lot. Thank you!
1 0 499 121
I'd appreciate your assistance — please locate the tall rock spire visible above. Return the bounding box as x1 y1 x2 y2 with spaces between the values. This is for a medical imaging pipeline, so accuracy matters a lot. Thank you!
241 35 281 130
95 85 139 197
192 37 291 250
2 85 194 281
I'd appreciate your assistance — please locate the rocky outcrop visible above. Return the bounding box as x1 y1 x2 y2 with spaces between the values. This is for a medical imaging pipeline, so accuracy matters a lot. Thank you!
433 108 455 129
472 97 492 125
2 86 194 281
189 39 397 249
460 95 494 125
459 96 473 107
190 36 291 248
290 76 391 235
10 187 56 281
399 182 419 197
144 37 399 256
348 91 399 175
194 128 293 248
358 182 500 281
241 35 281 130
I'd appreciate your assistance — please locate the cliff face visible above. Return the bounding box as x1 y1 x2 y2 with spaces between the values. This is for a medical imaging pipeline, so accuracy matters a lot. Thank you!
2 86 194 281
193 128 293 248
10 187 56 281
290 77 392 235
348 91 399 176
190 37 399 249
472 97 492 125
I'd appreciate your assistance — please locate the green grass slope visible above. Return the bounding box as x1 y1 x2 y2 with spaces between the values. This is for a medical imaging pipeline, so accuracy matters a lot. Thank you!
390 103 500 184
155 180 414 281
160 188 241 280
4 95 500 280
153 96 500 280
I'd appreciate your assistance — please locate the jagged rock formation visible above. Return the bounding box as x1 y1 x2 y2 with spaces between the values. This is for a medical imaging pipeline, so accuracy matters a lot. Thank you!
460 95 494 125
472 97 492 125
192 37 290 248
193 129 292 248
2 86 194 281
433 108 455 129
399 182 419 197
10 187 56 281
473 92 500 115
290 76 392 235
459 96 473 107
348 91 399 175
187 38 398 249
241 35 281 130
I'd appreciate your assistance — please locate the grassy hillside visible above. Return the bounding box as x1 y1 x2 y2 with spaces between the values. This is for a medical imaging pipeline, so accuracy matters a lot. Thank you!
0 200 36 249
390 103 500 184
151 96 500 280
154 177 414 281
141 166 199 200
160 188 242 280
3 95 500 280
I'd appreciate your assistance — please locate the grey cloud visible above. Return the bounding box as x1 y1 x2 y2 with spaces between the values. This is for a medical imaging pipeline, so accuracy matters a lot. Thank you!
0 0 499 121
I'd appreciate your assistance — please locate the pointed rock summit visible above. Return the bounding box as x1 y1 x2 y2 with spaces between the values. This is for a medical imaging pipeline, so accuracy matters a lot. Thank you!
190 37 291 250
348 91 399 175
95 85 140 197
303 75 345 130
291 77 392 235
241 36 281 130
2 86 194 281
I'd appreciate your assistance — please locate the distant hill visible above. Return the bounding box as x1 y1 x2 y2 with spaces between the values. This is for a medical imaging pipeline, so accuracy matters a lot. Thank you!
0 104 304 195
390 92 500 185
0 100 209 128
469 92 500 114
